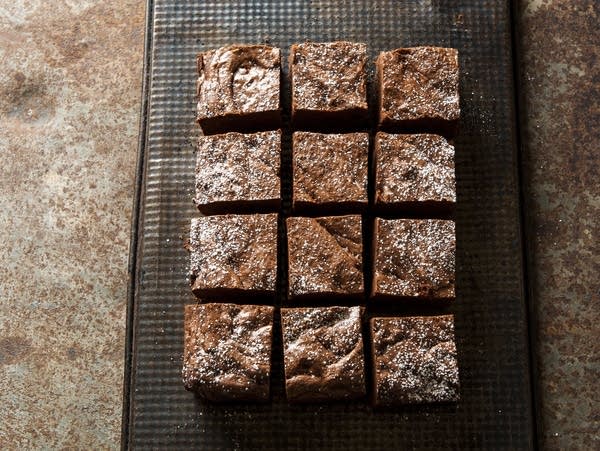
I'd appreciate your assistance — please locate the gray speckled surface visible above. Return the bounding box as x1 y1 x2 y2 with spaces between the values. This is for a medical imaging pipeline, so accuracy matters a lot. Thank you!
517 0 600 449
0 1 144 448
0 0 597 448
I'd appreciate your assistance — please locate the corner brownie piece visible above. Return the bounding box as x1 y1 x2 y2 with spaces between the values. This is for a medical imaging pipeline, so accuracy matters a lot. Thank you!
293 132 368 213
183 303 274 401
375 132 455 214
281 306 366 402
196 45 281 134
287 215 363 300
290 42 368 130
190 214 278 299
377 47 459 136
194 130 281 214
372 219 455 300
370 315 460 405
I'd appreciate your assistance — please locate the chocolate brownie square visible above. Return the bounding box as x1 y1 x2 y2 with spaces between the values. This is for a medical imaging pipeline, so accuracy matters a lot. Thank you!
287 215 363 300
375 132 455 214
293 132 368 213
194 130 281 214
183 303 274 401
372 219 455 300
281 306 366 402
377 47 459 136
370 315 460 405
196 45 281 134
190 214 278 299
290 42 368 130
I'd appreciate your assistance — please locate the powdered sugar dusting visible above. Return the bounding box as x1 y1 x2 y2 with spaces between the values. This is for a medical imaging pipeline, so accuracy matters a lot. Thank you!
376 133 455 203
194 130 281 206
182 303 274 400
287 216 363 296
293 132 368 204
379 47 459 122
371 315 459 405
197 45 280 119
189 214 277 293
291 42 368 111
281 306 366 401
374 219 455 298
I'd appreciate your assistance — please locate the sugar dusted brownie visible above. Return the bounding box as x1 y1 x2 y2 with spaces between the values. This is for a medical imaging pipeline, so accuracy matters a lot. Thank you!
375 132 455 214
194 130 281 214
183 303 274 401
196 45 281 134
377 47 459 136
287 215 363 300
293 132 368 213
290 42 368 130
281 306 366 402
372 219 455 300
190 214 278 298
370 315 460 405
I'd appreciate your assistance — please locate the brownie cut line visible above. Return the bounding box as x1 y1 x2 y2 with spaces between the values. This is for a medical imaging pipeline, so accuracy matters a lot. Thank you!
370 315 460 406
281 306 366 402
194 130 281 215
183 303 274 402
287 215 363 301
374 132 455 215
372 218 455 300
196 44 282 134
290 41 369 130
377 47 460 136
293 131 368 213
189 214 278 299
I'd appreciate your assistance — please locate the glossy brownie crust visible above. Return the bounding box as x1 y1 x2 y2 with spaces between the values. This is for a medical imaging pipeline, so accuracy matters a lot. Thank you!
372 219 455 300
377 47 459 136
196 45 281 134
183 303 274 401
292 132 368 213
374 132 455 214
189 214 278 298
281 306 366 402
194 130 281 215
287 215 363 300
290 42 368 130
370 315 460 405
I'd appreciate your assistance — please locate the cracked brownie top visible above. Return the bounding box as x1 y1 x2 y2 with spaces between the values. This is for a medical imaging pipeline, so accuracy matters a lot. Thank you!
190 214 278 296
371 315 459 405
292 131 368 206
287 215 363 298
281 306 366 402
183 303 274 401
290 41 368 112
196 45 280 119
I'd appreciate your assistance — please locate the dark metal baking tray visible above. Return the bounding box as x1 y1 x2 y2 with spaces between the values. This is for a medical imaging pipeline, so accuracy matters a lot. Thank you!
122 1 535 449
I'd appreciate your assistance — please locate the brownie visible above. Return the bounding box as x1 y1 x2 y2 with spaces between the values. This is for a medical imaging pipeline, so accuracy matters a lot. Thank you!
372 219 455 300
281 306 366 402
196 45 281 134
287 215 363 300
293 132 368 213
194 130 281 214
370 315 460 405
374 132 455 214
182 303 274 401
189 214 278 298
377 47 459 136
290 42 368 130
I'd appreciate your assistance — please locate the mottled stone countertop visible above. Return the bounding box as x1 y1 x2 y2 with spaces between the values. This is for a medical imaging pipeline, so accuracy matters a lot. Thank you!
0 1 597 449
